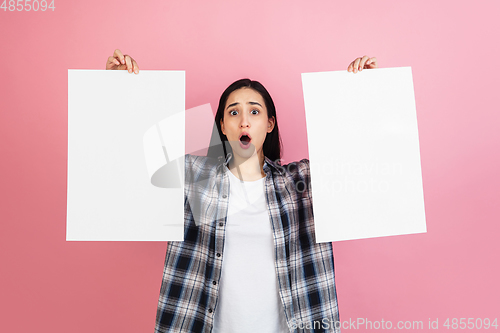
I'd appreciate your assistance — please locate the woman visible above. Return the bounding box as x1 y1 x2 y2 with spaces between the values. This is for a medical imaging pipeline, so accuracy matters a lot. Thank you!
106 50 378 333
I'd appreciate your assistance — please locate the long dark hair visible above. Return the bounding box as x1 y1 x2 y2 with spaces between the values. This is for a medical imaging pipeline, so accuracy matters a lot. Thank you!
206 78 282 164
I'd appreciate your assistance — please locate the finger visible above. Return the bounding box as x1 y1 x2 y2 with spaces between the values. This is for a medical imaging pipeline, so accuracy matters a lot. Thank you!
109 56 120 66
125 55 133 73
132 59 140 74
106 56 122 70
106 56 116 69
347 61 354 72
113 49 125 65
367 56 378 68
353 58 361 73
358 55 370 71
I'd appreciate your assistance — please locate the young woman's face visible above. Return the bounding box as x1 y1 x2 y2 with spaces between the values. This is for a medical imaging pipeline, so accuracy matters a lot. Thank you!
220 87 275 160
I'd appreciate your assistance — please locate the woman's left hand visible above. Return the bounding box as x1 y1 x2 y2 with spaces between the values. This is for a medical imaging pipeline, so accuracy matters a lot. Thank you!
347 55 378 73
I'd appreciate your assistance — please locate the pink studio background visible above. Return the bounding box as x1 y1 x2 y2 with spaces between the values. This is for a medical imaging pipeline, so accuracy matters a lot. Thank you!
1 0 499 332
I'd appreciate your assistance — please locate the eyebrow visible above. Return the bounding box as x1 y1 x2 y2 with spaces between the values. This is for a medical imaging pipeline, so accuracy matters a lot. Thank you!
226 101 263 110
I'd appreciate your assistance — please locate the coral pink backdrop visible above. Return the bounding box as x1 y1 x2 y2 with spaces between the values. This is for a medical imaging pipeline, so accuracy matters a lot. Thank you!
1 0 499 332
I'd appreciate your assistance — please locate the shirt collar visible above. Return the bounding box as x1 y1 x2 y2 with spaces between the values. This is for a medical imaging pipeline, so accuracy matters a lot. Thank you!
215 153 231 175
263 155 284 175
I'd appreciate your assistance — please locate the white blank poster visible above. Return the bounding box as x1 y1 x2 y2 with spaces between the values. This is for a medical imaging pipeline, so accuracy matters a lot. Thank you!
302 67 426 243
67 70 185 241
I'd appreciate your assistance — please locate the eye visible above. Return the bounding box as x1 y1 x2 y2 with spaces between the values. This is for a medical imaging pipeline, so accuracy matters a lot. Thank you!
251 109 259 115
229 110 238 116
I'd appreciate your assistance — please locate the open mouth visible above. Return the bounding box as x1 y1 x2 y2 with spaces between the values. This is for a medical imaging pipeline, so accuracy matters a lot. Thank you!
239 133 252 149
240 135 251 145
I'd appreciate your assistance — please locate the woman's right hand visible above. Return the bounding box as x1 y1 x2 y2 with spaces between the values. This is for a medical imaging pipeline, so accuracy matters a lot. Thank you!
106 49 140 74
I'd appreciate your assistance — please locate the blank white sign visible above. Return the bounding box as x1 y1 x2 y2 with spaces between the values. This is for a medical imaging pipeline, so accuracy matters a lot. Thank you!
302 67 426 243
67 70 185 241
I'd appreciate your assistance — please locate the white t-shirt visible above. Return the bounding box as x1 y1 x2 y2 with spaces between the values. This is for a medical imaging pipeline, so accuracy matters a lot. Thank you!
212 166 289 333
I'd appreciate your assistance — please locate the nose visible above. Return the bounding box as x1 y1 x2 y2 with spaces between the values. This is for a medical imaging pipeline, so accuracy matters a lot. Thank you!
239 112 250 128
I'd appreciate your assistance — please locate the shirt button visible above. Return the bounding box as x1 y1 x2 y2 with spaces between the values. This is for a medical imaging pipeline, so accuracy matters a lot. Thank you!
213 281 217 285
219 222 223 227
222 194 227 198
208 308 213 313
216 253 221 257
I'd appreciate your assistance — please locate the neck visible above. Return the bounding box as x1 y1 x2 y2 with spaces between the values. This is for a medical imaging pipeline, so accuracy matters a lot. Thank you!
227 151 266 181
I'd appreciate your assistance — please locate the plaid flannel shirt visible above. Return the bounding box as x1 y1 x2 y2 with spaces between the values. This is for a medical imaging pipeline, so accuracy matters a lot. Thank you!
155 153 340 333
